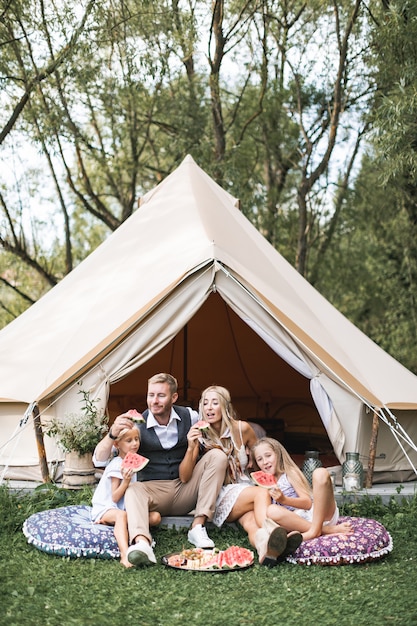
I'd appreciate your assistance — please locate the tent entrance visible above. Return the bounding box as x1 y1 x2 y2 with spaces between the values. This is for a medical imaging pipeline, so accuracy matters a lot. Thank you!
107 293 334 457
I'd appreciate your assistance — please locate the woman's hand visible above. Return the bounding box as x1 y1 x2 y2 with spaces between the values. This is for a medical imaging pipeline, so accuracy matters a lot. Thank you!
179 425 201 483
186 424 202 450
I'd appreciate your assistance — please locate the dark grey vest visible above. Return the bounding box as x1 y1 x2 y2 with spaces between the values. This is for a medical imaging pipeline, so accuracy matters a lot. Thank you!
136 405 191 481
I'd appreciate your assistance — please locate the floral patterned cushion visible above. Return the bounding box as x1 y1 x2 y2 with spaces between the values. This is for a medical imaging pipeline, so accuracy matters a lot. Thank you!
286 516 393 565
23 507 392 566
22 505 119 559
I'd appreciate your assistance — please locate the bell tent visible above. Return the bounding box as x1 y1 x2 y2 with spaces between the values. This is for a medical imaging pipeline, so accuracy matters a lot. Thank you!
1 155 417 484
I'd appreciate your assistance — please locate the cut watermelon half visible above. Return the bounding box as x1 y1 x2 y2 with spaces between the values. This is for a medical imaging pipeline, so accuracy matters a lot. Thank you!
126 408 145 423
195 420 209 430
250 470 277 488
121 451 149 472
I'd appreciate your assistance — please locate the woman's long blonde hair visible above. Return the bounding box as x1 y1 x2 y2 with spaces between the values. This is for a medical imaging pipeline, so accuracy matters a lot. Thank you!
198 385 241 482
252 437 311 495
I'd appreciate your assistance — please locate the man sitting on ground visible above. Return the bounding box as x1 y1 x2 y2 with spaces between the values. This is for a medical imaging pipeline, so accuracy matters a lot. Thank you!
93 372 228 566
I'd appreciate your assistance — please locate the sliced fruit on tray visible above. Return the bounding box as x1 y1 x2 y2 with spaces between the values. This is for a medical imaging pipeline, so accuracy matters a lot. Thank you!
121 451 149 472
250 470 277 488
165 546 254 571
205 546 254 569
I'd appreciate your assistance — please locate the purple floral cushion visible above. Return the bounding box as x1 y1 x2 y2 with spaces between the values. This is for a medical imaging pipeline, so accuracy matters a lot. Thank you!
22 505 119 559
286 516 393 565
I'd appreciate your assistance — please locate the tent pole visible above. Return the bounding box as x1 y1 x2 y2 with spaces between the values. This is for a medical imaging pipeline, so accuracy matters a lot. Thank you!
33 404 51 483
183 324 188 402
365 410 379 488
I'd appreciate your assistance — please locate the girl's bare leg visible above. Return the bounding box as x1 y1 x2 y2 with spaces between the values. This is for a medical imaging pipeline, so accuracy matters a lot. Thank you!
100 509 132 568
267 469 354 541
225 486 271 527
266 503 311 534
303 468 338 540
237 510 259 548
322 520 353 535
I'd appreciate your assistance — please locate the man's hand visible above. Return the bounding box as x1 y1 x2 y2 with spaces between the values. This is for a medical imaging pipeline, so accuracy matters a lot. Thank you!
94 412 140 464
109 413 136 438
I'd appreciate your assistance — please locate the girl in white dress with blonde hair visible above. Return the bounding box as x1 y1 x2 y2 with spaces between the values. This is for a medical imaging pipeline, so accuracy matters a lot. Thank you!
91 427 160 567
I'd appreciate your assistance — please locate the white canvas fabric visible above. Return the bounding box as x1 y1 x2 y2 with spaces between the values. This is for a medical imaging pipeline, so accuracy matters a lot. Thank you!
0 155 417 482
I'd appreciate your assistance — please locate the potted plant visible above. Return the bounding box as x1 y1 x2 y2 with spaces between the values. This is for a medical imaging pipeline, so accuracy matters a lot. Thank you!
45 384 108 487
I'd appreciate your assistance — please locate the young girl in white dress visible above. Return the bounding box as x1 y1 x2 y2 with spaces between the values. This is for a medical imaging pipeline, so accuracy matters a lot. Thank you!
91 427 160 567
252 437 352 540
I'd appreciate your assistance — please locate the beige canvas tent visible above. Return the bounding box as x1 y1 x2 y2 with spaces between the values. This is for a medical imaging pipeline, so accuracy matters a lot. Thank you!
1 155 417 484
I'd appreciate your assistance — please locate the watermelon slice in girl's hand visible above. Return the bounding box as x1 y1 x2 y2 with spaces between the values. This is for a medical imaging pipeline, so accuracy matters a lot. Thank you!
196 420 209 430
121 451 149 472
250 470 277 488
126 409 145 423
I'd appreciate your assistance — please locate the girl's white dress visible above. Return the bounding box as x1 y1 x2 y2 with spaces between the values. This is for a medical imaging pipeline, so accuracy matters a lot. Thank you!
212 422 253 527
91 456 137 522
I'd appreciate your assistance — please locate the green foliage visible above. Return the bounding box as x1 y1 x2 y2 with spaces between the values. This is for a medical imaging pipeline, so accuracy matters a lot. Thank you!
1 486 417 625
314 151 417 373
1 0 371 310
44 386 108 455
0 483 93 534
371 0 417 183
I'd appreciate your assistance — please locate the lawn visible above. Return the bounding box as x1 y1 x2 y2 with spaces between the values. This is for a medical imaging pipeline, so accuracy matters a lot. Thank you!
1 484 416 626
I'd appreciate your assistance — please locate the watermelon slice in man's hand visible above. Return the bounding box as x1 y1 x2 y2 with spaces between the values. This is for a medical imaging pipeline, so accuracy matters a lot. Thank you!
250 470 277 488
121 451 149 472
126 408 145 423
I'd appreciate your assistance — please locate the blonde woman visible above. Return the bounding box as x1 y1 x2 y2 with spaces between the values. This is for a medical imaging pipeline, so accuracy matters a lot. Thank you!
184 386 302 565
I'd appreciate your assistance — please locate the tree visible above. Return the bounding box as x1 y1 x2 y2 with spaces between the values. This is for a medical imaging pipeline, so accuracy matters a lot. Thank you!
314 152 417 373
0 0 375 329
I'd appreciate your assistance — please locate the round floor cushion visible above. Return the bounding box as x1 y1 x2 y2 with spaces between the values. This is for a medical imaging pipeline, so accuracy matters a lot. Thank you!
286 516 393 565
22 505 119 559
23 508 393 566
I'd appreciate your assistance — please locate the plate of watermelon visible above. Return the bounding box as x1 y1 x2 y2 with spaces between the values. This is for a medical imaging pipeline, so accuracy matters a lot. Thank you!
162 546 254 572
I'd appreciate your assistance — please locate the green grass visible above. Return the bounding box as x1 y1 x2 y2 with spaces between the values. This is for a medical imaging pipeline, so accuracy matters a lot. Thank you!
1 485 417 626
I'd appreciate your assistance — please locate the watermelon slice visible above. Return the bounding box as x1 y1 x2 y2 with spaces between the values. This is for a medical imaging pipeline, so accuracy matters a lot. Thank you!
203 546 254 569
223 546 254 568
196 420 210 430
126 408 145 423
121 451 149 472
250 470 277 488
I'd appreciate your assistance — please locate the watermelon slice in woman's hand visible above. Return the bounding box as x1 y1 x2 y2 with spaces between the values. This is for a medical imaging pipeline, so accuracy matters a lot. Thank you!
126 408 145 423
195 420 209 430
121 451 149 472
250 470 277 488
